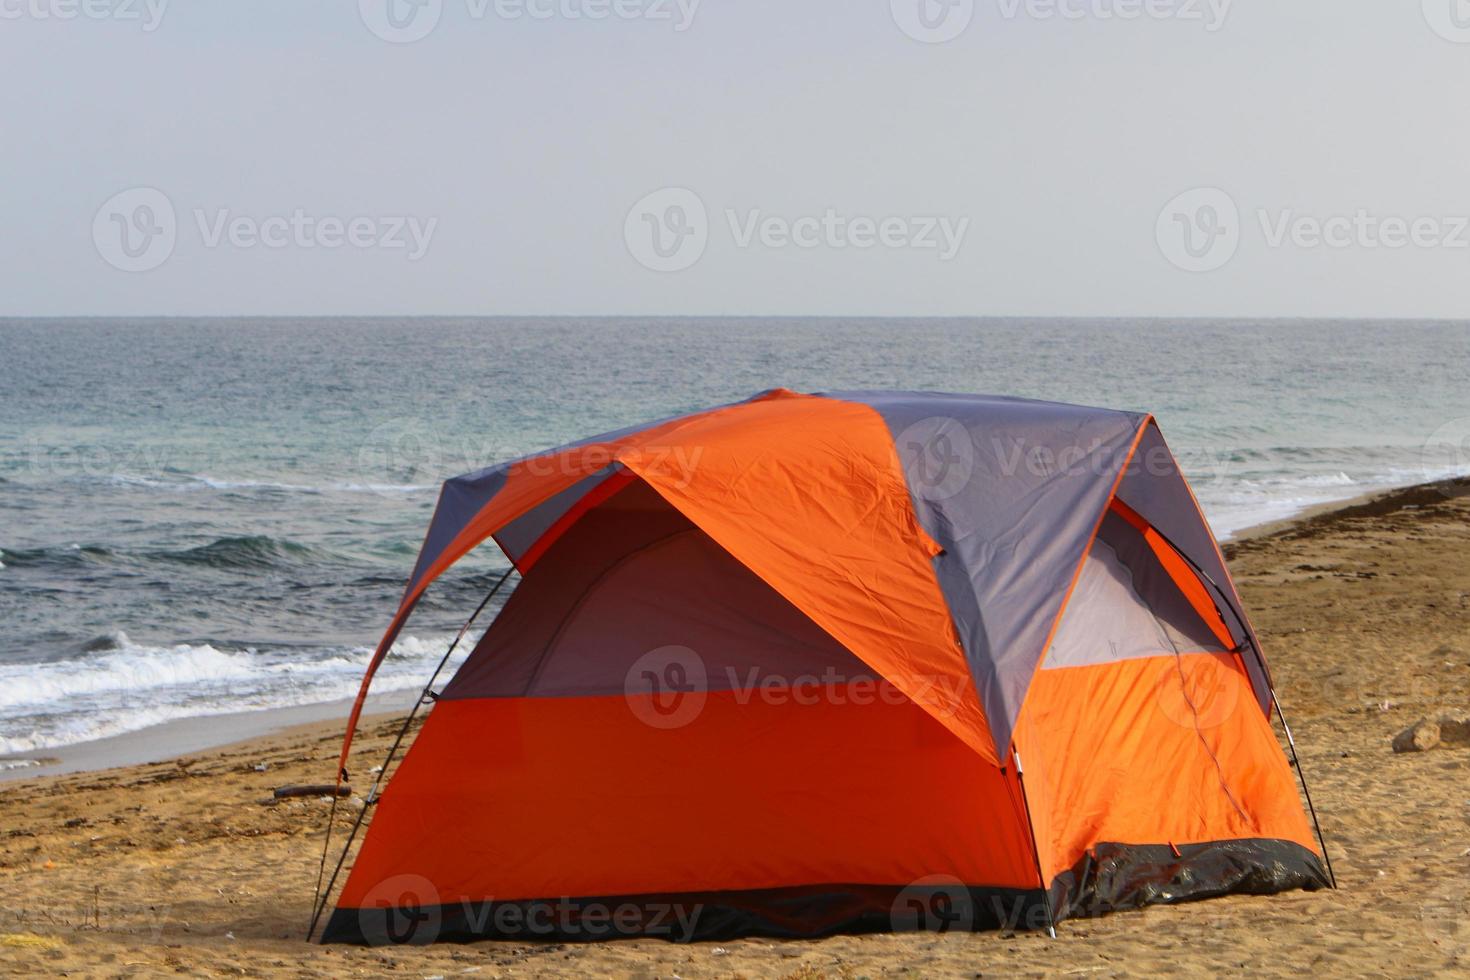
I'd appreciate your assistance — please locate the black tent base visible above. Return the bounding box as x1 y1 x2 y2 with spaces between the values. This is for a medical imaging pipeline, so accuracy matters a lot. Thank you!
320 838 1328 946
322 882 1048 946
1050 838 1331 922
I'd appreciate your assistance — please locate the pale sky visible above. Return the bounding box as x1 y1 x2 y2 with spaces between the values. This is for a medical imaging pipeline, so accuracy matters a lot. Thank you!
4 1 1470 317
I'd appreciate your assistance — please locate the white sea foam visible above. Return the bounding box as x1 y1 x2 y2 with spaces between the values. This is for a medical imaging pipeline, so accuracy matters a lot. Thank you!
1198 461 1469 539
0 758 41 771
0 631 468 755
0 636 259 711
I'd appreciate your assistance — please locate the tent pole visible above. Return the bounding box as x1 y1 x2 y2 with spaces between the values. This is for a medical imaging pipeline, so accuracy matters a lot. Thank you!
1269 691 1338 889
1012 750 1057 939
306 564 515 942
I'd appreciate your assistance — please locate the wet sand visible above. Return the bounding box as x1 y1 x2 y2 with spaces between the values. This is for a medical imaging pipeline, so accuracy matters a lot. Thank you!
2 478 1468 978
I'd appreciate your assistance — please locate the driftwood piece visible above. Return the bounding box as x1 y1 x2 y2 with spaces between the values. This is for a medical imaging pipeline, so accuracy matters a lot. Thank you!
272 784 351 799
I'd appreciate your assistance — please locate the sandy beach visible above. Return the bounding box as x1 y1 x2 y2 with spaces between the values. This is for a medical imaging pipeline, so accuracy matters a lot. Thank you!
2 478 1468 978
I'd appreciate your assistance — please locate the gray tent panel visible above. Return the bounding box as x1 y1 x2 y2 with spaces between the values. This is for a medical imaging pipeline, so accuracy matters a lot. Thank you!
492 465 624 566
824 391 1148 756
1046 512 1229 671
1112 420 1272 710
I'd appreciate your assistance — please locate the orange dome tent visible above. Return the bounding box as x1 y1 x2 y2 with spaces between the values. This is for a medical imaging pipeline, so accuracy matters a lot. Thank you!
312 389 1331 945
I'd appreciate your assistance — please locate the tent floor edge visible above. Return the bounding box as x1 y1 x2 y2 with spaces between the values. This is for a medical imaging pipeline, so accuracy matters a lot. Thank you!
320 882 1055 945
1047 837 1331 925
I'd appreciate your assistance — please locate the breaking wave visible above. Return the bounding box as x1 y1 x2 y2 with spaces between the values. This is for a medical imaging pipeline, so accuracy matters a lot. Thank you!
0 631 467 755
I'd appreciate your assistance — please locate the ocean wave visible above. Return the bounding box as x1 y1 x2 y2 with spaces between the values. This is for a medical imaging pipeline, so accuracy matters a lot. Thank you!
196 475 434 494
0 537 351 573
0 633 259 711
0 544 113 568
150 535 331 570
90 473 436 495
0 758 41 771
323 482 436 494
0 630 466 755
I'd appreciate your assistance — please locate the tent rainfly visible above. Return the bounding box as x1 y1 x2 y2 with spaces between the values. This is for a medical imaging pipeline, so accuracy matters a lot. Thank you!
312 389 1332 945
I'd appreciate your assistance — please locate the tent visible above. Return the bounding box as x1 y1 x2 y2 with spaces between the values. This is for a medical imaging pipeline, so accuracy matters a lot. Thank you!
314 389 1331 945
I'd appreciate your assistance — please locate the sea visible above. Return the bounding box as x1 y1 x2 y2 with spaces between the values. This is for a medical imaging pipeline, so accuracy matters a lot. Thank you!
2 318 1467 758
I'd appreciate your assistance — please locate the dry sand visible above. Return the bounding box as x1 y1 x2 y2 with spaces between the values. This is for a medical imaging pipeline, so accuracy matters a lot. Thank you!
2 479 1469 978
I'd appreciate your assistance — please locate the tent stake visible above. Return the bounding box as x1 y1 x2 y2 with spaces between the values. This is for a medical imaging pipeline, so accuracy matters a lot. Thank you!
307 565 515 942
1012 751 1058 939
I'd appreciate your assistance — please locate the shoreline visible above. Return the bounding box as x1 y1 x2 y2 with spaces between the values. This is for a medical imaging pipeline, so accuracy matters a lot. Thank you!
1224 473 1470 544
4 473 1467 784
0 693 408 784
1213 467 1470 542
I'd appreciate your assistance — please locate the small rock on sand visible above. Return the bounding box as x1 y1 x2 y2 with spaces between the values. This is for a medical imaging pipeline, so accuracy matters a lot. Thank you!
1392 712 1470 752
1393 719 1440 753
1438 710 1470 746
